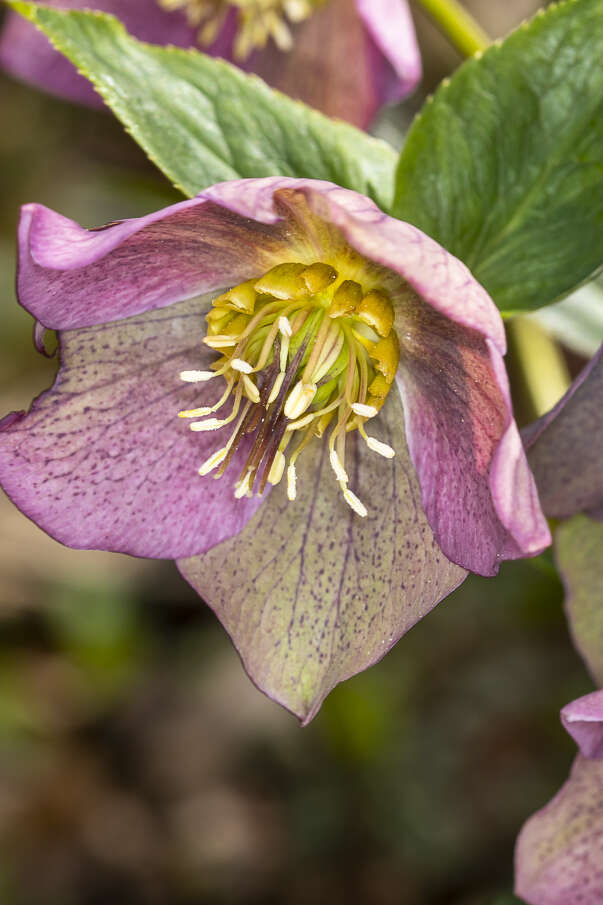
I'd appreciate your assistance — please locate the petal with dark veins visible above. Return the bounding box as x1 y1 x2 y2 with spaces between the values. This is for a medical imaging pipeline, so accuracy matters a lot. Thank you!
0 296 264 558
178 386 466 723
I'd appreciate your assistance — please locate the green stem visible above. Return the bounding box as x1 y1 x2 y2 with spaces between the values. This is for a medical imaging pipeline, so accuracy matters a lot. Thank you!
414 0 490 57
507 317 571 419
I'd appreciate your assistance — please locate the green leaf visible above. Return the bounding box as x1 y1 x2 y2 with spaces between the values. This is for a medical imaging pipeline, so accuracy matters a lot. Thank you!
9 1 397 208
556 514 603 685
393 0 603 312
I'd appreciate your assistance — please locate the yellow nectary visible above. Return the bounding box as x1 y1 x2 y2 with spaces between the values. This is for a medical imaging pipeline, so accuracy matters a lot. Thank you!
179 260 399 516
157 0 324 59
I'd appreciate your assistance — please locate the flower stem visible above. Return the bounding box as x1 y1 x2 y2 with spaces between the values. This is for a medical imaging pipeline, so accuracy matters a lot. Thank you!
414 0 490 57
507 316 571 420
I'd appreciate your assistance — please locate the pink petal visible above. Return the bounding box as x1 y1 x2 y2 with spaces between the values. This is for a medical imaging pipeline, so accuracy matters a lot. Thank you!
0 296 264 559
178 389 466 723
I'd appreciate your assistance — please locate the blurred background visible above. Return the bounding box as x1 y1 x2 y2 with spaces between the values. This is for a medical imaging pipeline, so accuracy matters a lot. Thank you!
0 1 596 903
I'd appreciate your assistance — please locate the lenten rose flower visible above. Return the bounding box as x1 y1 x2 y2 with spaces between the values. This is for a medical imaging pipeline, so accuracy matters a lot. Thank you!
0 177 550 720
515 688 603 905
0 0 421 127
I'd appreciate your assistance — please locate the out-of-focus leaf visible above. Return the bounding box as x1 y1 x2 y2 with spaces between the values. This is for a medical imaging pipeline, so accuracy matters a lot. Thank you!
394 0 603 313
556 515 603 686
8 1 397 208
530 277 603 358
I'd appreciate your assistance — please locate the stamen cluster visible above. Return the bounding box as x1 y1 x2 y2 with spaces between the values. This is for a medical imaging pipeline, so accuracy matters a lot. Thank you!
158 0 322 59
179 260 399 516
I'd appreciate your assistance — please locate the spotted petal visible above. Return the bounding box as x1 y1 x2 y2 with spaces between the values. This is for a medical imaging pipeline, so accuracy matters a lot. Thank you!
515 690 603 905
0 296 264 558
11 177 549 573
178 388 466 724
515 755 603 905
198 177 549 576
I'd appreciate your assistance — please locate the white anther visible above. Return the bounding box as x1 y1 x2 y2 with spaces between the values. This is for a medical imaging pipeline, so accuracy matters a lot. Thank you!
234 470 253 499
268 451 286 486
198 447 228 476
231 358 254 374
203 336 238 349
351 402 379 419
280 336 290 372
242 373 260 403
190 418 227 432
284 381 317 420
278 315 292 337
287 464 297 501
329 449 348 484
267 371 285 405
178 406 213 418
366 437 396 459
342 486 368 518
286 412 315 431
179 370 215 383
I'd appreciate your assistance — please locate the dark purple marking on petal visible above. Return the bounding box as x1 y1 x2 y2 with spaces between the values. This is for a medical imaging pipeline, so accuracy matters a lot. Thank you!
395 301 550 576
0 411 26 431
555 515 603 687
561 690 603 760
178 386 466 723
515 755 603 905
0 295 265 559
525 344 603 520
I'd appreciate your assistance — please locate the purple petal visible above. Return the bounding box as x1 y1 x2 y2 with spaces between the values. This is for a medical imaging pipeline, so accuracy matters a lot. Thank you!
18 196 296 329
0 296 264 559
355 0 421 101
178 387 466 723
0 0 199 107
525 344 603 520
515 755 603 905
15 177 549 573
555 515 603 687
396 322 550 576
249 0 419 128
561 690 603 760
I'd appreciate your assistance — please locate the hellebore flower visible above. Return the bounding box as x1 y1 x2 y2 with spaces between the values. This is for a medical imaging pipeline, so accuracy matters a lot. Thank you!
0 178 550 720
515 688 603 905
0 0 421 127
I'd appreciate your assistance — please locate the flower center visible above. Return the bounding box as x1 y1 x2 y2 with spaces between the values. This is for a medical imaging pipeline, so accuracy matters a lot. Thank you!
158 0 324 59
179 261 399 517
